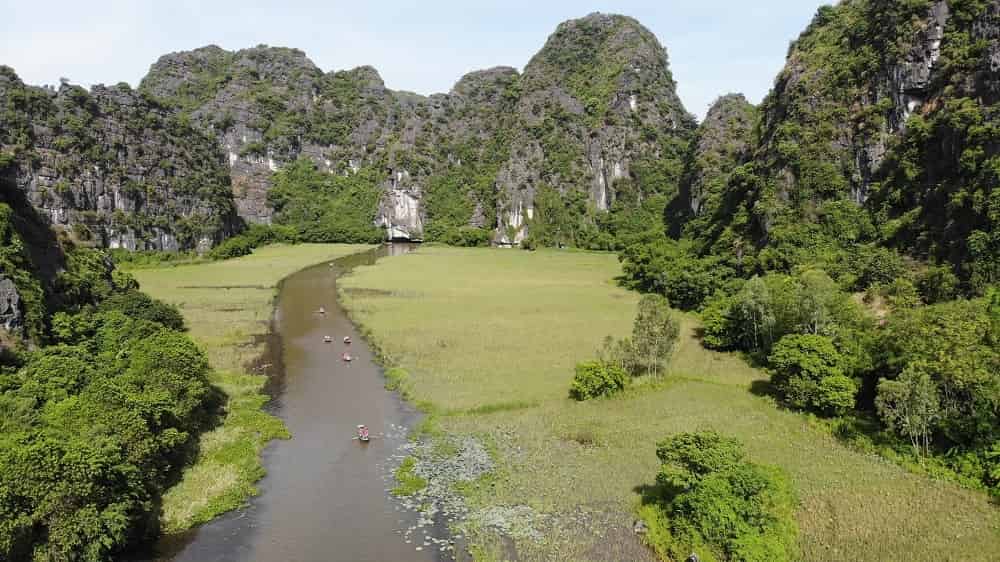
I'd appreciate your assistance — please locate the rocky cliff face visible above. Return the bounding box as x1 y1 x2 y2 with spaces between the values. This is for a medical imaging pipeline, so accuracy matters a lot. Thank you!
132 13 691 244
494 13 694 245
0 67 239 251
0 276 22 333
672 0 999 286
139 45 523 241
669 93 756 242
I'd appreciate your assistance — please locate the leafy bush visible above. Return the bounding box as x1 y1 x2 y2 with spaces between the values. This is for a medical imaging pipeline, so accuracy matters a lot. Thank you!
207 224 298 261
440 226 491 247
644 431 797 562
98 290 186 331
0 308 213 560
619 238 735 311
569 360 628 400
768 334 855 416
700 293 737 350
916 266 960 304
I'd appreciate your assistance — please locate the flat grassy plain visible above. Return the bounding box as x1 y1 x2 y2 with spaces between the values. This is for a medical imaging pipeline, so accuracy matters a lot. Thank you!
129 243 370 532
340 246 1000 562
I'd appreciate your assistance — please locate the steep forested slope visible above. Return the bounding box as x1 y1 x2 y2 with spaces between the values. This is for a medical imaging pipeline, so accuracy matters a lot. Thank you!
624 0 1000 503
666 0 998 291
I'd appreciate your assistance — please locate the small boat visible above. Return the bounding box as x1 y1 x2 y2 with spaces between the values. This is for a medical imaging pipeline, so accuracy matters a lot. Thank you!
342 352 352 362
343 336 352 344
323 335 332 343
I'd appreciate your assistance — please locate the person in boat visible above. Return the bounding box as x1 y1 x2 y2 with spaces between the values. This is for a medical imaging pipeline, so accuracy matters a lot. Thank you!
318 306 326 314
323 335 332 343
357 424 369 441
342 351 352 362
343 336 351 344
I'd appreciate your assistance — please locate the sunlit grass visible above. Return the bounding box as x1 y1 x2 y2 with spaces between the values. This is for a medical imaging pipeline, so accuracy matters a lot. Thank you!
340 245 1000 561
130 243 371 532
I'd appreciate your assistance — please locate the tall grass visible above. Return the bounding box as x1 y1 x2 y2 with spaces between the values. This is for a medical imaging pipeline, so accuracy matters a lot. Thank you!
130 243 371 532
340 246 1000 561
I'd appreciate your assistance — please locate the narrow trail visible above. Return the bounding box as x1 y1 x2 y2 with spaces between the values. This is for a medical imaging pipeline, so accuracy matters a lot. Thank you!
151 244 441 562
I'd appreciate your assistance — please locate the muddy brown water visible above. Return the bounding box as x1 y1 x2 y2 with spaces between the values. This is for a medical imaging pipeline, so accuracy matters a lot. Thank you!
146 244 441 562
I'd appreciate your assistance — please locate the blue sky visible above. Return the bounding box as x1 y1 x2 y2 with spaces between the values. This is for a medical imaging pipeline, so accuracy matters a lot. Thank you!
1 0 829 120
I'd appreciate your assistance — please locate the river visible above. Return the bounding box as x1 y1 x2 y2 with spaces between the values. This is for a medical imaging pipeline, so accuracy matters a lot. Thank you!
149 244 441 562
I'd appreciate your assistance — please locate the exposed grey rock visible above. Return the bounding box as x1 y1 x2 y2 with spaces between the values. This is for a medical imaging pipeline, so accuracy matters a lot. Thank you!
493 13 694 244
0 276 22 333
671 93 755 237
0 67 239 250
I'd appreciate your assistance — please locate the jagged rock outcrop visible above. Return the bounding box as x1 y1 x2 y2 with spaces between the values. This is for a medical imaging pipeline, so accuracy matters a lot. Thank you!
133 14 691 244
0 67 239 251
140 46 522 241
669 93 756 241
493 13 694 245
673 0 998 286
2 14 694 247
0 276 22 333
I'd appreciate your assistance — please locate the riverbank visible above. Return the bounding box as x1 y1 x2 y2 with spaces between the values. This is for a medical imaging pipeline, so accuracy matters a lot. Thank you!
130 243 371 533
339 246 1000 561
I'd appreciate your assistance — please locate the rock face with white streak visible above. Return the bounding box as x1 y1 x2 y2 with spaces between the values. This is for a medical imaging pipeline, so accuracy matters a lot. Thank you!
137 15 692 245
494 13 694 245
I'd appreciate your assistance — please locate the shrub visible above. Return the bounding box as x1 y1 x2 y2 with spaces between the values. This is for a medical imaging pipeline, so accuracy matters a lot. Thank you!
853 247 907 291
646 431 797 562
700 294 736 350
569 360 628 400
441 226 491 247
207 234 255 260
98 290 185 331
917 266 960 303
768 334 855 416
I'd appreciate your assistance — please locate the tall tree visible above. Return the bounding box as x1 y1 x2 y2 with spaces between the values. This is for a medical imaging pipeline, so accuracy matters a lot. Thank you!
876 363 941 456
631 294 679 377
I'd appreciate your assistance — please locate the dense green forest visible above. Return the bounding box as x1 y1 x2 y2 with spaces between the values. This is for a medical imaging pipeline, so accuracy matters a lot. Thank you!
0 201 217 560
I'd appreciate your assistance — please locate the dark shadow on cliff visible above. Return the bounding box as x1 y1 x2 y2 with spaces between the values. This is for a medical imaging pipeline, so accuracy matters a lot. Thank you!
0 171 69 315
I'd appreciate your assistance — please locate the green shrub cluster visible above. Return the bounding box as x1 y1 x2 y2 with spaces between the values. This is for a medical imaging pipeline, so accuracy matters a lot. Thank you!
0 277 213 560
267 157 384 244
768 334 856 416
642 431 797 562
569 360 629 400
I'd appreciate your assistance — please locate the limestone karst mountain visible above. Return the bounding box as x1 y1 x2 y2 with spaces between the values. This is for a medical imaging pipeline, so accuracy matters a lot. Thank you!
0 3 997 284
669 0 998 286
1 13 692 249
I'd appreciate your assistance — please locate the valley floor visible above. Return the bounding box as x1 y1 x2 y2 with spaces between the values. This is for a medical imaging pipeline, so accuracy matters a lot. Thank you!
339 246 1000 562
129 243 371 533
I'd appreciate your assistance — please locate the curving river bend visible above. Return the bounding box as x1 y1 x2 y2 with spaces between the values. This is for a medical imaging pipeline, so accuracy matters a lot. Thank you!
150 244 441 562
